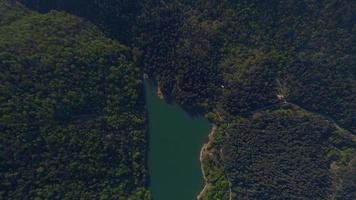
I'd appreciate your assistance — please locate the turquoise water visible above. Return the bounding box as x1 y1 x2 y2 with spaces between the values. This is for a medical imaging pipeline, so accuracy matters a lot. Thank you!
145 82 211 200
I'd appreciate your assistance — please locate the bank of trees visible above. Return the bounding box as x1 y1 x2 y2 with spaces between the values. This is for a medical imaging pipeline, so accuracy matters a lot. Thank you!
0 2 150 199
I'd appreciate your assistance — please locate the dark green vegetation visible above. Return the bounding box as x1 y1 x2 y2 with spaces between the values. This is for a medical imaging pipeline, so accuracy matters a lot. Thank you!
0 1 150 199
0 0 30 26
212 107 350 199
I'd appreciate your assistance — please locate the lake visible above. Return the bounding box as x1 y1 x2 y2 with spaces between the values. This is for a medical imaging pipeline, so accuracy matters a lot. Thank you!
145 81 211 200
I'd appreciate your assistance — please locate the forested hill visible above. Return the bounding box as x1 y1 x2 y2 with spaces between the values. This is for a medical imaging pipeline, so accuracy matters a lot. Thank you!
0 1 150 199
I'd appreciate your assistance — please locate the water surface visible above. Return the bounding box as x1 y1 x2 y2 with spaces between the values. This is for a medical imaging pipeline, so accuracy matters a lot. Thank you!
145 82 211 200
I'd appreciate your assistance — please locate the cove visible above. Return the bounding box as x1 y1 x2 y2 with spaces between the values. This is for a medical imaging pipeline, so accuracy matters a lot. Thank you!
145 81 211 200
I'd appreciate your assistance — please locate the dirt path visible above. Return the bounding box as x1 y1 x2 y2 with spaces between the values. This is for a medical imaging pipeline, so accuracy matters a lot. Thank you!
197 125 233 200
286 102 356 141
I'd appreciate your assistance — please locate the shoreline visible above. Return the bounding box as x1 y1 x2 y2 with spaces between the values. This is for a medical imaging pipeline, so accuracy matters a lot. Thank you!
197 125 217 200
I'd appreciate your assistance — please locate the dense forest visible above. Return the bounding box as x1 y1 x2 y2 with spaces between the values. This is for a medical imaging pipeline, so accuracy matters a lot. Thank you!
0 1 150 199
1 0 355 199
205 106 355 199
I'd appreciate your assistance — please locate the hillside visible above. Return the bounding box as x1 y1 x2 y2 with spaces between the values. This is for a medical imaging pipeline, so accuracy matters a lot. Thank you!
0 1 150 199
203 106 355 199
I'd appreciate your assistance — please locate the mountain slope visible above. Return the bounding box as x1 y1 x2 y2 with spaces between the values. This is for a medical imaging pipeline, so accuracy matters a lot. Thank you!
0 2 150 199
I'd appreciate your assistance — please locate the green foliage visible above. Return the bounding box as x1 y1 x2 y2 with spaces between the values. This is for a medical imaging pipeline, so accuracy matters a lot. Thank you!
330 155 356 200
0 0 30 26
218 108 335 199
0 5 149 199
201 161 230 200
200 180 230 200
221 50 280 114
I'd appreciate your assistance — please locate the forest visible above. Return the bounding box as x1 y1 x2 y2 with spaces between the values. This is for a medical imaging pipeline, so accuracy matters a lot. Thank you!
0 1 150 199
206 106 355 199
1 0 355 199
